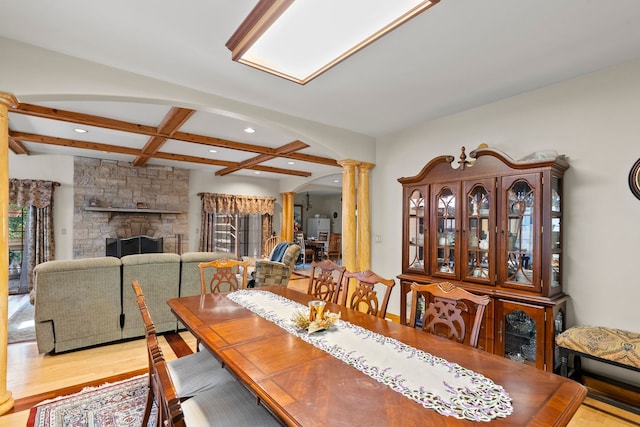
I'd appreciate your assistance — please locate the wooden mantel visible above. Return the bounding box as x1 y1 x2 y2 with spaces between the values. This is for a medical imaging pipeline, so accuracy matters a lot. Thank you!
84 207 182 221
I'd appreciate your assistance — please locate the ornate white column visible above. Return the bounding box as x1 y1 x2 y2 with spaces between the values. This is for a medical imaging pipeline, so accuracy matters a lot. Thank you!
0 92 17 415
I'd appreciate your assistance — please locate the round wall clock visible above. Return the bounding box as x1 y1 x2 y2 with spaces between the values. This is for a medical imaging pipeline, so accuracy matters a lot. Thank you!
629 158 640 200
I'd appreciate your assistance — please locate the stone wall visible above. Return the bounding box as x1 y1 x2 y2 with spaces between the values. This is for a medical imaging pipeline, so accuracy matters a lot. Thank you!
73 158 189 258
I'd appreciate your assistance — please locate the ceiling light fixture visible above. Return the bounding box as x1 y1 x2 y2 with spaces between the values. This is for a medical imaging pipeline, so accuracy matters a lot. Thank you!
226 0 439 85
305 192 312 211
209 149 218 153
244 127 256 133
74 128 88 133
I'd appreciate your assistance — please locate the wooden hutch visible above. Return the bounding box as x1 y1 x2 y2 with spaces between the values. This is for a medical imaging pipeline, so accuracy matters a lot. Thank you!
397 147 569 372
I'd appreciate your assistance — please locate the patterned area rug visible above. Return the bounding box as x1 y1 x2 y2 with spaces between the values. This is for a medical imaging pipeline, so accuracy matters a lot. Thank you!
8 298 36 344
28 375 156 427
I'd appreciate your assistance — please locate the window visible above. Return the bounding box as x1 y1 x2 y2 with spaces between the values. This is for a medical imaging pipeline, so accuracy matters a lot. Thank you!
210 213 262 258
8 204 27 283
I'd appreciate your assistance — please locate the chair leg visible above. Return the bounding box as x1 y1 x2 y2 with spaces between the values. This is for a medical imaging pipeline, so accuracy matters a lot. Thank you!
142 380 154 427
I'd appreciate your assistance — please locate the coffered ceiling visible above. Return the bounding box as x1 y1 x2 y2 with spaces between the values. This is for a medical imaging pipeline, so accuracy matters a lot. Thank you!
3 0 640 190
7 100 340 181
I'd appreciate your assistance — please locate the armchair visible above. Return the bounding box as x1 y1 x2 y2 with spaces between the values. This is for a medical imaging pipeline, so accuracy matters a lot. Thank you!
254 244 301 287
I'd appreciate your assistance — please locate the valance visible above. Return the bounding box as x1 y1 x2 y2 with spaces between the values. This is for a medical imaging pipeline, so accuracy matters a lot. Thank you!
198 193 276 215
9 179 59 209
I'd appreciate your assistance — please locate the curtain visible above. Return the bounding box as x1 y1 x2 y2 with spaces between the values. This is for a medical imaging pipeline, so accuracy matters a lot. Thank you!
198 193 276 252
9 179 57 299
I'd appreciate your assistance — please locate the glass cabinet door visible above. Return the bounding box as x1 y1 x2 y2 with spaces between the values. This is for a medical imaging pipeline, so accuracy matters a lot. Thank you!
406 188 426 271
432 183 458 278
501 174 540 292
550 176 562 290
497 301 545 369
462 179 495 284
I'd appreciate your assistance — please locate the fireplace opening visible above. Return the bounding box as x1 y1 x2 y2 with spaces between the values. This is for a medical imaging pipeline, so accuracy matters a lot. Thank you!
106 236 163 258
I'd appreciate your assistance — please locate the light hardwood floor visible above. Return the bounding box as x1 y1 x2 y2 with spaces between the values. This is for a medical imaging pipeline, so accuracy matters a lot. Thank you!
2 274 638 426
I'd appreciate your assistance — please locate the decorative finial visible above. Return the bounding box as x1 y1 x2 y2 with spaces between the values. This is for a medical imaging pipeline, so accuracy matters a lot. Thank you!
458 146 469 169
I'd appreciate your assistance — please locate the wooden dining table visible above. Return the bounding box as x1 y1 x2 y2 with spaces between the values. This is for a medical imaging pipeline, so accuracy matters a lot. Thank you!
305 239 325 260
168 286 586 426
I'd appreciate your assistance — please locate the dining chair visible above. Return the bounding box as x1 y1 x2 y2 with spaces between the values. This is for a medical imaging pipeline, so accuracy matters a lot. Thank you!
198 258 248 294
307 259 347 303
152 355 279 427
326 233 342 261
341 270 395 319
262 234 283 258
317 231 329 258
295 232 314 265
409 282 490 348
131 280 234 425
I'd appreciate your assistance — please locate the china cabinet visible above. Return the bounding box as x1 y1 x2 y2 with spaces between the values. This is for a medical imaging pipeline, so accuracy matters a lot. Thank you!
398 147 569 372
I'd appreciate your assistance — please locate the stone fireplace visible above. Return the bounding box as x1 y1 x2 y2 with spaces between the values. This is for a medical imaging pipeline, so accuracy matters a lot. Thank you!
73 158 189 259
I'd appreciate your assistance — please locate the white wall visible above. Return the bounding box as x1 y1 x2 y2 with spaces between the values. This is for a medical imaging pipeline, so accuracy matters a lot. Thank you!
292 193 342 235
372 58 640 381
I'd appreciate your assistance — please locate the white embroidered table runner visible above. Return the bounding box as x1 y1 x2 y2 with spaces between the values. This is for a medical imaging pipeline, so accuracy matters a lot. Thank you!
227 290 513 422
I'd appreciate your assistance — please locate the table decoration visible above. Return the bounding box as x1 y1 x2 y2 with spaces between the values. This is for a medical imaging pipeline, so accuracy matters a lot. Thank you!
291 306 341 334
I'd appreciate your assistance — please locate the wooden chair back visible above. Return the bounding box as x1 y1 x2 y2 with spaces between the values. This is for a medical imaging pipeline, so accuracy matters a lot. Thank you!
151 345 186 427
198 258 248 294
409 282 490 348
342 270 395 318
307 259 347 303
295 233 314 264
132 280 163 427
326 233 342 261
263 234 283 258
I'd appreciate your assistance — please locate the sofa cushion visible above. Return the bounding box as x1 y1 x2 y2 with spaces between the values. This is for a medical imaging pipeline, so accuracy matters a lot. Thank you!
121 253 181 338
556 326 640 369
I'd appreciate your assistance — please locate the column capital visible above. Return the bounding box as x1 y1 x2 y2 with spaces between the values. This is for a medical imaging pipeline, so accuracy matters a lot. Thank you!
357 162 375 172
280 191 296 197
337 159 360 169
0 93 18 109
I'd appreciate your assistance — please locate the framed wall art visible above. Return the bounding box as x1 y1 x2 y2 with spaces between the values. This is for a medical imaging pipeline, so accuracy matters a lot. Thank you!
629 158 640 200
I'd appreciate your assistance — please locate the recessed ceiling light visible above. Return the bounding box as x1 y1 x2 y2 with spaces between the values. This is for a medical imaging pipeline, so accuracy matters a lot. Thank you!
333 179 340 183
287 161 295 165
208 149 218 153
254 171 261 174
244 127 256 133
74 128 88 133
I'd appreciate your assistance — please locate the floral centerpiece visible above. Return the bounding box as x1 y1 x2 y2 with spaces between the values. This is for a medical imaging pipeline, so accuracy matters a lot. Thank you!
291 308 341 334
